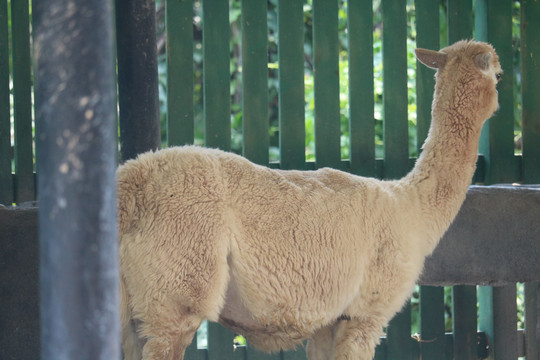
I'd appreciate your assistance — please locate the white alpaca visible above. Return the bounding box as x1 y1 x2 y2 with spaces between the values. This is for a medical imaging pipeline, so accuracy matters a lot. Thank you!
117 40 501 360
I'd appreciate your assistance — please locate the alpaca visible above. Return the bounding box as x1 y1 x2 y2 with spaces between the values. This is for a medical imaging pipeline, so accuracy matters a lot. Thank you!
117 40 501 360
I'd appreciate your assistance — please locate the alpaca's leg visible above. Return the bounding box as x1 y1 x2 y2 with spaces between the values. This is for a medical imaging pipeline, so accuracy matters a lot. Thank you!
122 318 144 360
139 304 202 360
121 272 144 360
121 209 230 358
130 249 229 359
306 322 340 360
133 261 228 360
332 317 384 360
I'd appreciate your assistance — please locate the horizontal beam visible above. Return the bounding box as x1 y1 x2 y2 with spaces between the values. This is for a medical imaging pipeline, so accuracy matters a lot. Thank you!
420 185 540 286
2 184 540 288
2 186 540 288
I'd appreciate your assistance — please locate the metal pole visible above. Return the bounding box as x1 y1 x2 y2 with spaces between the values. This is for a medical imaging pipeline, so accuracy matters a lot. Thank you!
116 0 161 162
33 0 120 358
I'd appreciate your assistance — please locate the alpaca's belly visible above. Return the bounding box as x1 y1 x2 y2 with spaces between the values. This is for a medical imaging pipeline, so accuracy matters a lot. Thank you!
218 279 260 333
217 275 316 352
218 315 308 352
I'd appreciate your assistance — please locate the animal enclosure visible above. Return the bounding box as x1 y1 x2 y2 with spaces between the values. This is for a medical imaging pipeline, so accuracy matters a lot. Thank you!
1 0 540 360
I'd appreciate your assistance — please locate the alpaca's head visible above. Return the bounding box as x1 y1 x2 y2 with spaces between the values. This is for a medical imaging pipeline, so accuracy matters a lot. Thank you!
415 40 502 122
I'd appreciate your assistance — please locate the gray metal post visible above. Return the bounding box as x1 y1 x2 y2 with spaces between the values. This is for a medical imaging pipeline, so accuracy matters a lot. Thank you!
116 0 161 162
33 0 120 359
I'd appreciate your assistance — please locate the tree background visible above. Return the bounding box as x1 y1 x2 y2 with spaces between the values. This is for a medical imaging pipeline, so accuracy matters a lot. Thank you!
154 0 523 163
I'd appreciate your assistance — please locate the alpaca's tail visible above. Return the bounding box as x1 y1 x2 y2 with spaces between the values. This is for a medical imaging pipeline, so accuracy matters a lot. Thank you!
120 274 142 360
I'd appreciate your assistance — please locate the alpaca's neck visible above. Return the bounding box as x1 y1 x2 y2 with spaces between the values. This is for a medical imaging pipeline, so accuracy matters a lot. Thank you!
403 81 485 248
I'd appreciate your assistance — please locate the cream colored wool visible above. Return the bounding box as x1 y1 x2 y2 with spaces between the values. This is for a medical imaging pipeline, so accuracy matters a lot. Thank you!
117 40 502 360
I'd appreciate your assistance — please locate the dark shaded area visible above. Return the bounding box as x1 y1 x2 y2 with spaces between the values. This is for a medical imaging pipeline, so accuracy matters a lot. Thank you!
116 0 161 162
0 205 39 360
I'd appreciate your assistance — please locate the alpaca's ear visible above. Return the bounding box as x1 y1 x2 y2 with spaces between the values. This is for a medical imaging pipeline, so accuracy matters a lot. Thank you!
474 52 492 71
415 48 447 69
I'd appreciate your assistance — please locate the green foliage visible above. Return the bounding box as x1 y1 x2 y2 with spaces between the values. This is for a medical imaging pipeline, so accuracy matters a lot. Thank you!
155 0 458 161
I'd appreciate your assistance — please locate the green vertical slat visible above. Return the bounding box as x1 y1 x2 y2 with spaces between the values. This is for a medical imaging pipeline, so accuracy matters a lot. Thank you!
522 3 540 358
525 282 539 360
11 0 33 203
419 286 446 359
198 348 209 360
475 3 518 359
382 0 408 180
476 0 516 184
447 0 473 43
452 285 477 360
312 0 340 168
184 332 200 360
202 0 230 150
282 346 306 360
416 3 445 359
382 0 411 354
474 0 488 41
207 322 242 360
241 0 268 165
387 303 412 360
521 0 540 183
347 0 374 177
374 338 387 360
444 333 453 360
0 0 12 205
415 0 439 151
447 5 477 359
478 286 518 360
166 0 194 146
278 0 305 170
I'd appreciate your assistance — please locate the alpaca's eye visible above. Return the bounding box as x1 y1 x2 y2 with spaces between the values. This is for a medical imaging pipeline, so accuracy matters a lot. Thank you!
496 73 502 82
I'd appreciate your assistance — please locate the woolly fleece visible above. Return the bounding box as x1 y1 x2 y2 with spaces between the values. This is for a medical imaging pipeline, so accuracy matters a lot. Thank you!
118 40 502 360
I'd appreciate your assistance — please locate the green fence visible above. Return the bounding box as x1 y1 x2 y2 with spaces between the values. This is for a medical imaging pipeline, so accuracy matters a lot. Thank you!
2 0 540 359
